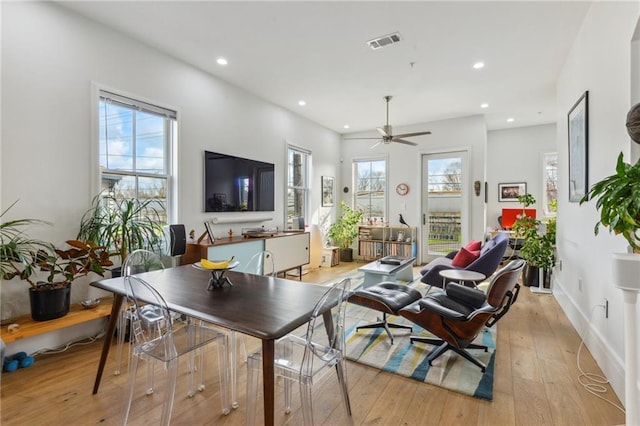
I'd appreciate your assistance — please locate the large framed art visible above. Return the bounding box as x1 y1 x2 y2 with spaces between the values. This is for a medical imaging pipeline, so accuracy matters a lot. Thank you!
568 91 589 202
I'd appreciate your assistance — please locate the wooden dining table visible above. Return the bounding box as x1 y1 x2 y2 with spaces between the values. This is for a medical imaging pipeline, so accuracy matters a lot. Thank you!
90 264 332 426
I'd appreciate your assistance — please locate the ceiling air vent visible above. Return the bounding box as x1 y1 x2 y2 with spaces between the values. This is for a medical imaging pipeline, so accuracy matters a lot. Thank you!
367 32 402 50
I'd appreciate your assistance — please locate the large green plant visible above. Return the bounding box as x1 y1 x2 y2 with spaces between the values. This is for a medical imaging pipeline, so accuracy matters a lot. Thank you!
77 194 165 264
512 193 555 270
327 201 363 250
580 152 640 252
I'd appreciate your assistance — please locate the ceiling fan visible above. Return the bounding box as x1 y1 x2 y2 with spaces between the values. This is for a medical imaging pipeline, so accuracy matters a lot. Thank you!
345 95 431 149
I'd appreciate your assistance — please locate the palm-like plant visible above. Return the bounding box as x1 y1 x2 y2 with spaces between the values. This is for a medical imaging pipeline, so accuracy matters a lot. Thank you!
0 200 52 288
77 193 166 265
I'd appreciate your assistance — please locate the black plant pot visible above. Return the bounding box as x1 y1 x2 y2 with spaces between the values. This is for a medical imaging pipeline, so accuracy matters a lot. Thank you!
29 284 71 321
340 248 353 262
523 264 552 288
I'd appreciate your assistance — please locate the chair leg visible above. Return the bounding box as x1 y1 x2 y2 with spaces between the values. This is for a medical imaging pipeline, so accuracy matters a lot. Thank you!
160 358 178 426
449 346 487 372
245 354 261 426
122 350 139 425
411 337 487 373
335 359 354 426
356 312 413 345
299 380 314 426
217 335 231 415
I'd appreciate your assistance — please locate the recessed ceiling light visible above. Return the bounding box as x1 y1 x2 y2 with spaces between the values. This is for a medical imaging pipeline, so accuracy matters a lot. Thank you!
343 124 350 129
480 103 489 109
507 117 515 123
298 100 306 106
473 62 485 69
216 57 228 66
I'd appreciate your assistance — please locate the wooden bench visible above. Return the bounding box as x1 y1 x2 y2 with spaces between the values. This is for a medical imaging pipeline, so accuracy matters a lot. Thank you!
0 297 113 344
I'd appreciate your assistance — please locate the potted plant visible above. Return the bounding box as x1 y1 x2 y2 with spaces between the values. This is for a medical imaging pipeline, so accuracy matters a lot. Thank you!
512 193 555 288
327 201 363 262
28 240 112 321
77 193 166 274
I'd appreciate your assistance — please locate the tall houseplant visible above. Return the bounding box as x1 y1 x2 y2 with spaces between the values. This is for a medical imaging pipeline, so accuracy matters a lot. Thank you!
512 193 555 288
327 201 363 262
77 193 166 270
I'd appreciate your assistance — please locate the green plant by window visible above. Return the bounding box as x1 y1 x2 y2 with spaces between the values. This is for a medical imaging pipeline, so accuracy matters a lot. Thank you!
327 201 363 250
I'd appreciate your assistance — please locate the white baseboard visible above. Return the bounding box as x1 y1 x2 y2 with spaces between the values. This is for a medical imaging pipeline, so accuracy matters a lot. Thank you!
552 276 626 403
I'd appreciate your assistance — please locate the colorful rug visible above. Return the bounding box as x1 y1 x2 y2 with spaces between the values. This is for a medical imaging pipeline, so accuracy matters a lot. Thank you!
318 269 496 400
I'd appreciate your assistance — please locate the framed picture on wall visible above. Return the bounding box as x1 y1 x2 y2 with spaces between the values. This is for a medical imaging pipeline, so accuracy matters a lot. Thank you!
568 91 589 202
498 182 526 202
322 176 334 207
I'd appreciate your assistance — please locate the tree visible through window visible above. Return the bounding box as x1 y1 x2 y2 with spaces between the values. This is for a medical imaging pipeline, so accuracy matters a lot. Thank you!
98 90 175 224
354 159 386 221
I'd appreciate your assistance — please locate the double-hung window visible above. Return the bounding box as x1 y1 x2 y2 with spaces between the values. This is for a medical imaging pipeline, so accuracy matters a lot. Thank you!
286 145 310 225
353 158 387 221
98 90 176 224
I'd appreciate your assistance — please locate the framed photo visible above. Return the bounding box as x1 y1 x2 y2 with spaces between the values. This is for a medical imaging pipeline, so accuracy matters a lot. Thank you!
568 91 589 202
322 176 334 207
397 231 405 242
498 182 526 202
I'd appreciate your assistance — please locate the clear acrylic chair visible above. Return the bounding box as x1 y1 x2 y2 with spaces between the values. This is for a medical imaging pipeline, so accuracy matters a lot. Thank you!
121 251 230 425
245 278 353 426
245 250 275 276
229 250 277 408
114 250 165 377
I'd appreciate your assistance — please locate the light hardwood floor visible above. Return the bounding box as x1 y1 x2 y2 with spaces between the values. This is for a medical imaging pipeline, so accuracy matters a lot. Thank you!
0 262 625 425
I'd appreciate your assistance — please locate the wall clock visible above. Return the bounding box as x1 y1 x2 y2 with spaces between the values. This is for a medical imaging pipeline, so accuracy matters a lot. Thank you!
396 183 409 196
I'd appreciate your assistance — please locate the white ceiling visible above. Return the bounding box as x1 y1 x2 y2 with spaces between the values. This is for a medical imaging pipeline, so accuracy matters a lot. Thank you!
58 1 592 134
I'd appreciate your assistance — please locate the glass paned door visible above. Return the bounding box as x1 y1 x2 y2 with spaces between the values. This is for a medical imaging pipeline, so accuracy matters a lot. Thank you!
421 151 468 263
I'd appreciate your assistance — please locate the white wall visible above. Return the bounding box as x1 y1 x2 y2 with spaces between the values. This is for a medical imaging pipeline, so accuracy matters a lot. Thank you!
555 1 640 402
1 2 341 352
486 124 557 230
340 115 488 260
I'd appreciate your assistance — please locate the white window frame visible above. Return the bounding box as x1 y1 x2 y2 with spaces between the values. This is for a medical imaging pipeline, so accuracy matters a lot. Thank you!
91 84 177 224
352 156 388 221
285 143 311 226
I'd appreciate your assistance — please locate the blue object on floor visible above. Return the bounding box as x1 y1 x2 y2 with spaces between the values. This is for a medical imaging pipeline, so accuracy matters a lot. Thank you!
19 356 34 368
3 357 18 372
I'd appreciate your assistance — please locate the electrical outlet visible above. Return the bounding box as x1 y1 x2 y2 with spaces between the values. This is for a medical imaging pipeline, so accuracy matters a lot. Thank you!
558 260 562 271
604 298 609 319
578 277 582 291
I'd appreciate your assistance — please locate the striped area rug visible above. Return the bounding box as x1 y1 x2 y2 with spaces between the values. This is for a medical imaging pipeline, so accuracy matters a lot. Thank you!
344 282 496 401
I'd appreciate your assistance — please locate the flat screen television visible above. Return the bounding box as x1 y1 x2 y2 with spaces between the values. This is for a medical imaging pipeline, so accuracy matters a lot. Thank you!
204 150 275 212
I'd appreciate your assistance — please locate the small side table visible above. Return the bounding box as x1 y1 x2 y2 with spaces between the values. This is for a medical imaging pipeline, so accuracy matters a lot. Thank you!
439 269 486 288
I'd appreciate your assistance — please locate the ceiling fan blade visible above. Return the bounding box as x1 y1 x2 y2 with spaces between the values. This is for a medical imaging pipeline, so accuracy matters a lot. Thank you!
391 138 418 146
376 127 389 138
393 131 432 139
343 137 383 140
369 140 382 149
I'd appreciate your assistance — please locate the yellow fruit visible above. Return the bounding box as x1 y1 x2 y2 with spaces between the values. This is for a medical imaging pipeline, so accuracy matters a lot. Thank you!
200 258 231 269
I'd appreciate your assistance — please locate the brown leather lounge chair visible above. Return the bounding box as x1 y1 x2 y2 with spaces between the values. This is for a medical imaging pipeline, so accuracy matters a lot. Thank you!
399 259 525 372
